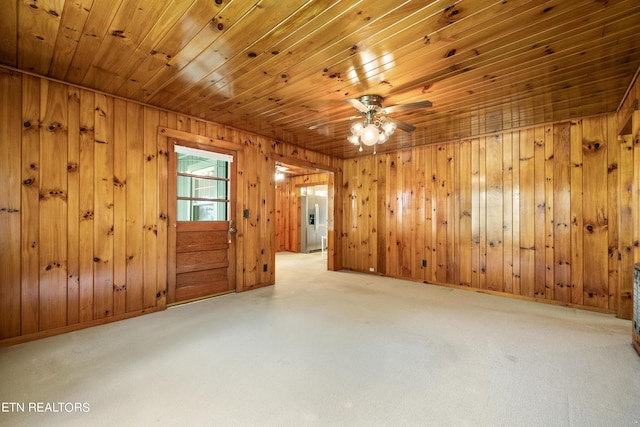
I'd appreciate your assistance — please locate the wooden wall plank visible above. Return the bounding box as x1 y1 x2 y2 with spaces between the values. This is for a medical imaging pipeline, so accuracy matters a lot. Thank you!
113 98 127 316
478 138 487 289
533 127 546 298
66 85 80 325
458 140 472 287
412 147 426 281
126 102 144 312
553 123 571 303
519 129 535 297
617 133 634 319
359 158 370 272
78 89 95 322
155 111 169 310
448 143 458 285
38 80 68 330
544 125 555 300
634 106 640 270
485 134 503 292
143 107 159 308
93 94 114 319
386 153 398 277
570 120 584 305
435 145 448 283
400 150 412 278
470 138 480 287
511 131 521 295
20 74 41 335
423 146 434 281
606 114 620 311
0 69 22 339
502 133 514 294
582 116 609 308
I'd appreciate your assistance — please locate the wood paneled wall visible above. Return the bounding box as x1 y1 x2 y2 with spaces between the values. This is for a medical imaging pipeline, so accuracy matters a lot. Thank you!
341 111 639 318
0 69 280 342
275 173 329 253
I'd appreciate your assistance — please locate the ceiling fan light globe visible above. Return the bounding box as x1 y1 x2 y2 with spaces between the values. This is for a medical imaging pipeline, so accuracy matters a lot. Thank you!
361 124 379 146
347 134 360 145
350 121 364 135
378 132 389 144
382 121 397 134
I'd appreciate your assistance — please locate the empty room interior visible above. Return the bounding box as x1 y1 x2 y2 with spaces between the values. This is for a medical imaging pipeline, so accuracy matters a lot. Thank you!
1 1 640 425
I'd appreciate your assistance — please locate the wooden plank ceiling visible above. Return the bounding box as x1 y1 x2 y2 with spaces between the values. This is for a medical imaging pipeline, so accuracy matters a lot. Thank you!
1 0 639 159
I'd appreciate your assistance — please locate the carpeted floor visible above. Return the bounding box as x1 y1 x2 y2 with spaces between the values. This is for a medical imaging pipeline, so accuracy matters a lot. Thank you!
1 252 639 426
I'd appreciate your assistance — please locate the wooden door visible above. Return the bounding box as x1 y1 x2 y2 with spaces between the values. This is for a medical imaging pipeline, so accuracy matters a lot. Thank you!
167 140 236 304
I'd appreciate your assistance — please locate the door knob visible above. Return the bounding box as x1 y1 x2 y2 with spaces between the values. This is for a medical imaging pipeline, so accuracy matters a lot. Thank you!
229 227 237 234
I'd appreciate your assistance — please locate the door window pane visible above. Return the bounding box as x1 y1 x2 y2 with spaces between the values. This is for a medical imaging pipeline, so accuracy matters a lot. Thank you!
176 151 230 221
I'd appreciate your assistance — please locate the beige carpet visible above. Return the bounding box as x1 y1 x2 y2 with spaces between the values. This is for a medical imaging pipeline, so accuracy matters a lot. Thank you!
1 252 639 426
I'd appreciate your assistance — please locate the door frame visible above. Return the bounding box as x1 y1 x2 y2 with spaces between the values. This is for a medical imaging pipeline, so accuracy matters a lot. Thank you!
159 127 244 303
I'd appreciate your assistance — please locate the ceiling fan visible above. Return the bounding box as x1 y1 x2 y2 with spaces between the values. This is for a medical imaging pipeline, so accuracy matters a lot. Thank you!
309 94 432 153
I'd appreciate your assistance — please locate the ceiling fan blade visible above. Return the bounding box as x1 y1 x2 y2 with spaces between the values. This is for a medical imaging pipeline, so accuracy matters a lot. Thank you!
308 116 360 130
383 100 432 114
344 98 369 113
388 117 416 133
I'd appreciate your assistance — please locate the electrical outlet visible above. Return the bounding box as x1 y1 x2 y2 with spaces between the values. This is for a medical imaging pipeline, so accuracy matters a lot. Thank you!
243 209 250 218
422 259 427 267
369 267 375 272
263 264 268 272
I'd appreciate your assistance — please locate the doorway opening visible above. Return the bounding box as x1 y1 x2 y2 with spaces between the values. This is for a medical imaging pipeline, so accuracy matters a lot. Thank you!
274 161 333 269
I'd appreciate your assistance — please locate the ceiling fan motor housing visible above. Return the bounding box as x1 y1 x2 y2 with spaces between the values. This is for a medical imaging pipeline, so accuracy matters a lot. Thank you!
359 94 384 111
